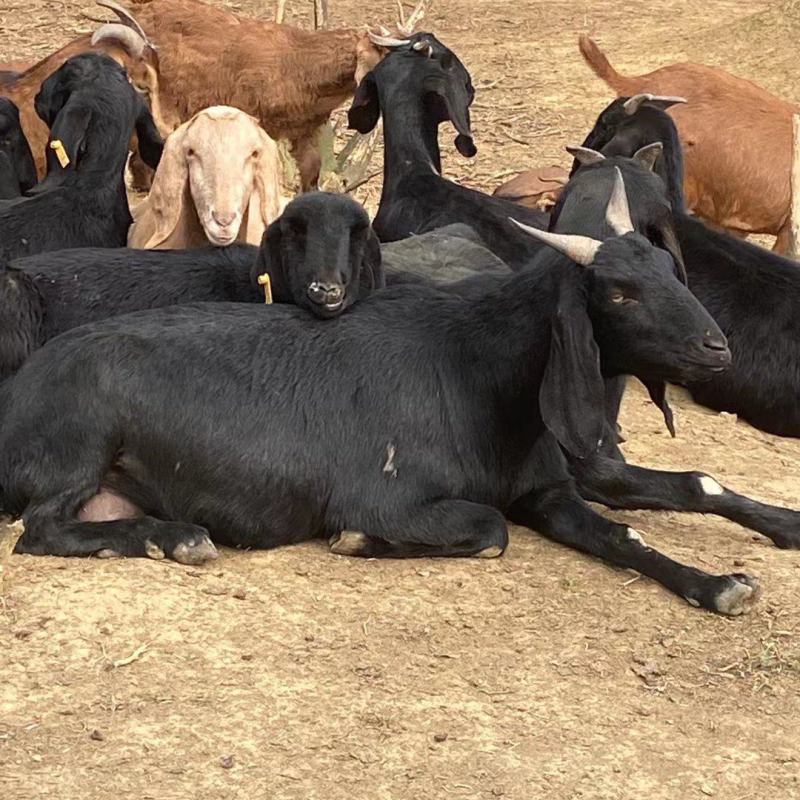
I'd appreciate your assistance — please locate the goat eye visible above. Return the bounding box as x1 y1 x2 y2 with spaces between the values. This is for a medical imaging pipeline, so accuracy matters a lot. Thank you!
610 292 626 304
251 149 260 159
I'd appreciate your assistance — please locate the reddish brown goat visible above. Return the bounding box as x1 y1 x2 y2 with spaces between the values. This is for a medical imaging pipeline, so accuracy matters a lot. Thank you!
120 0 423 190
579 35 798 252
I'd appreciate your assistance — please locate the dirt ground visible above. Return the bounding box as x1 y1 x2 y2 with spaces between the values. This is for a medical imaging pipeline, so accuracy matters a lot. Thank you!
2 1 800 798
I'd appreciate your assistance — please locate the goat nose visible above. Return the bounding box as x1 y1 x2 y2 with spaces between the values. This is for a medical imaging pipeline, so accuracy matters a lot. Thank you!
212 210 236 227
701 330 732 365
307 282 345 306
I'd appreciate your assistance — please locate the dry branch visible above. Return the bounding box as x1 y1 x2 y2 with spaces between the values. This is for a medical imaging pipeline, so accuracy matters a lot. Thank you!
0 518 24 595
789 113 800 258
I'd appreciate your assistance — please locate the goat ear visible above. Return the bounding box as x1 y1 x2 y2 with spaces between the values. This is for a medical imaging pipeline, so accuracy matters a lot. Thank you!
45 103 92 173
246 134 284 244
134 94 163 170
656 223 687 285
539 276 606 458
251 219 291 302
34 76 68 128
348 72 381 133
641 379 676 437
428 76 477 157
360 227 385 295
128 122 190 248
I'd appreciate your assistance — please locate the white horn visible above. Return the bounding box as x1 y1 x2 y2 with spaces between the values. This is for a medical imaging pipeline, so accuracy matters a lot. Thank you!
91 23 147 58
632 141 663 172
623 93 687 115
96 0 151 45
566 145 605 166
606 167 634 236
509 218 602 267
369 32 412 48
412 40 434 57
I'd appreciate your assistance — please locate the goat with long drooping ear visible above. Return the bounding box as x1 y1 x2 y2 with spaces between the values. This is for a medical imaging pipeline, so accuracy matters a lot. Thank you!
129 106 286 249
348 32 550 270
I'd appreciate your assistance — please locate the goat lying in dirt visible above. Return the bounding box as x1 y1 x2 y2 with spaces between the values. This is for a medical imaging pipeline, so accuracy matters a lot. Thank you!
129 106 285 249
579 35 800 252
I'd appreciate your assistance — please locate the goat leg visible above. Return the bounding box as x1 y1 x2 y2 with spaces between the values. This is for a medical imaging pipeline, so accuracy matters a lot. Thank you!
572 454 800 549
329 499 508 558
507 483 760 616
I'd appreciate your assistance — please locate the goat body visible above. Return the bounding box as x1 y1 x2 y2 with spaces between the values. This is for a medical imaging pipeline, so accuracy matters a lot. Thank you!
0 99 36 198
579 35 798 249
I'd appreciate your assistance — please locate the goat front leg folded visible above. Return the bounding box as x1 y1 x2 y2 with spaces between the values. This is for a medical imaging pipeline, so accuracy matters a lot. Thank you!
507 484 760 616
573 454 800 549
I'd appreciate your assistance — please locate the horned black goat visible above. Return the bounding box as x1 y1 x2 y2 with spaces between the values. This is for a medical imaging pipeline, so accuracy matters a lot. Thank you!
563 97 800 439
0 53 163 260
4 172 791 616
0 98 36 199
347 32 549 270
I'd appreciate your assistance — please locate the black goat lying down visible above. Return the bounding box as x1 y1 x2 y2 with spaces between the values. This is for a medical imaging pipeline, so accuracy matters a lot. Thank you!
348 32 549 270
2 177 785 616
566 98 800 438
0 98 36 199
0 53 162 260
0 194 380 378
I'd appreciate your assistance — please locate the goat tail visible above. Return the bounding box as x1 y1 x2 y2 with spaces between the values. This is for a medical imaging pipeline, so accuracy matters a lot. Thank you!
578 36 633 93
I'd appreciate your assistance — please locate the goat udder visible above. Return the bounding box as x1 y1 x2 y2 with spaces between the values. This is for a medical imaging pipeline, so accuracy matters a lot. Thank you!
78 488 143 522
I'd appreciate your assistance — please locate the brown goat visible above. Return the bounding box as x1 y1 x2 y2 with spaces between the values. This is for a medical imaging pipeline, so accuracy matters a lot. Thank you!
579 35 799 251
114 0 427 191
493 166 569 211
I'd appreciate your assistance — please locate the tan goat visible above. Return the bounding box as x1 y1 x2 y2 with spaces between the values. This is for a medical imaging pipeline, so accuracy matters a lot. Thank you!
128 106 285 249
579 35 799 251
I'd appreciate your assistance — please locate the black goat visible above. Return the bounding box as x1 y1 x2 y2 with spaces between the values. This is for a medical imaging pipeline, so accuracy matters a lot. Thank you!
2 176 784 616
0 193 392 378
0 53 162 260
566 98 800 439
0 98 36 198
252 192 384 318
348 33 549 270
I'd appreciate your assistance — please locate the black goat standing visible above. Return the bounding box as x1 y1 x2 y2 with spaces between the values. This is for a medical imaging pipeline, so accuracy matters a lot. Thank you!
0 53 162 260
2 174 787 616
348 33 549 270
566 96 800 439
0 99 36 199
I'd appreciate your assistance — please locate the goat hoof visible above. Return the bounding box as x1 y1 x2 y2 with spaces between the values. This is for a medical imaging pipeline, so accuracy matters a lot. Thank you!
145 539 166 560
172 535 218 565
714 573 761 616
330 530 369 556
475 545 504 558
96 549 121 559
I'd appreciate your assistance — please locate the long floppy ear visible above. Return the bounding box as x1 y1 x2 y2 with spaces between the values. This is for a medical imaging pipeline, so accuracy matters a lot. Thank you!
128 120 190 248
359 227 385 296
250 219 291 302
348 72 381 133
44 102 91 173
134 94 163 170
34 74 68 128
426 73 477 157
246 131 284 244
539 274 607 458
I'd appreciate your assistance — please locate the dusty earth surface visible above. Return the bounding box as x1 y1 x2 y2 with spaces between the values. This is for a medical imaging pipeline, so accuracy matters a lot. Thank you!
2 1 800 798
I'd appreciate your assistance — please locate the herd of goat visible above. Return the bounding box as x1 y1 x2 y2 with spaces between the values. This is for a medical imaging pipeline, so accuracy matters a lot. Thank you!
2 0 800 618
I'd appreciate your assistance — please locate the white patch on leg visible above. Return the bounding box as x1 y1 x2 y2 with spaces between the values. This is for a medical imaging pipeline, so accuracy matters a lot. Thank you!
699 476 724 496
627 527 647 547
715 577 760 616
476 545 504 558
330 530 369 556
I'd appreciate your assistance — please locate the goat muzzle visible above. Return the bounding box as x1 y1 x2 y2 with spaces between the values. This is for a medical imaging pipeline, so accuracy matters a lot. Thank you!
307 281 345 310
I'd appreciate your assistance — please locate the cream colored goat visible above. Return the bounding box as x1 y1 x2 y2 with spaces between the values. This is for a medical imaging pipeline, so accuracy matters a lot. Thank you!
129 106 285 248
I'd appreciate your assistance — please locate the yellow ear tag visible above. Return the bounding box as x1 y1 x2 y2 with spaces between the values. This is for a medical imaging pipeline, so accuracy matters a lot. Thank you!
257 273 273 304
49 139 70 168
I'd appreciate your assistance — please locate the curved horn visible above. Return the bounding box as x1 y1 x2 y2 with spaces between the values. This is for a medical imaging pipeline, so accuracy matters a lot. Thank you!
566 145 605 166
623 93 687 115
509 218 602 267
91 23 147 58
632 141 663 172
606 167 634 236
412 40 434 58
96 0 151 45
368 32 411 48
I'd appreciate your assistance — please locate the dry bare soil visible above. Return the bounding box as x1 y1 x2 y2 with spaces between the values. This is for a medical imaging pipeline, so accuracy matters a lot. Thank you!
2 2 800 798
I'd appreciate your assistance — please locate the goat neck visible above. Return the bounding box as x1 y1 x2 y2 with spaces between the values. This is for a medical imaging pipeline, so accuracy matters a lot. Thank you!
378 69 443 182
